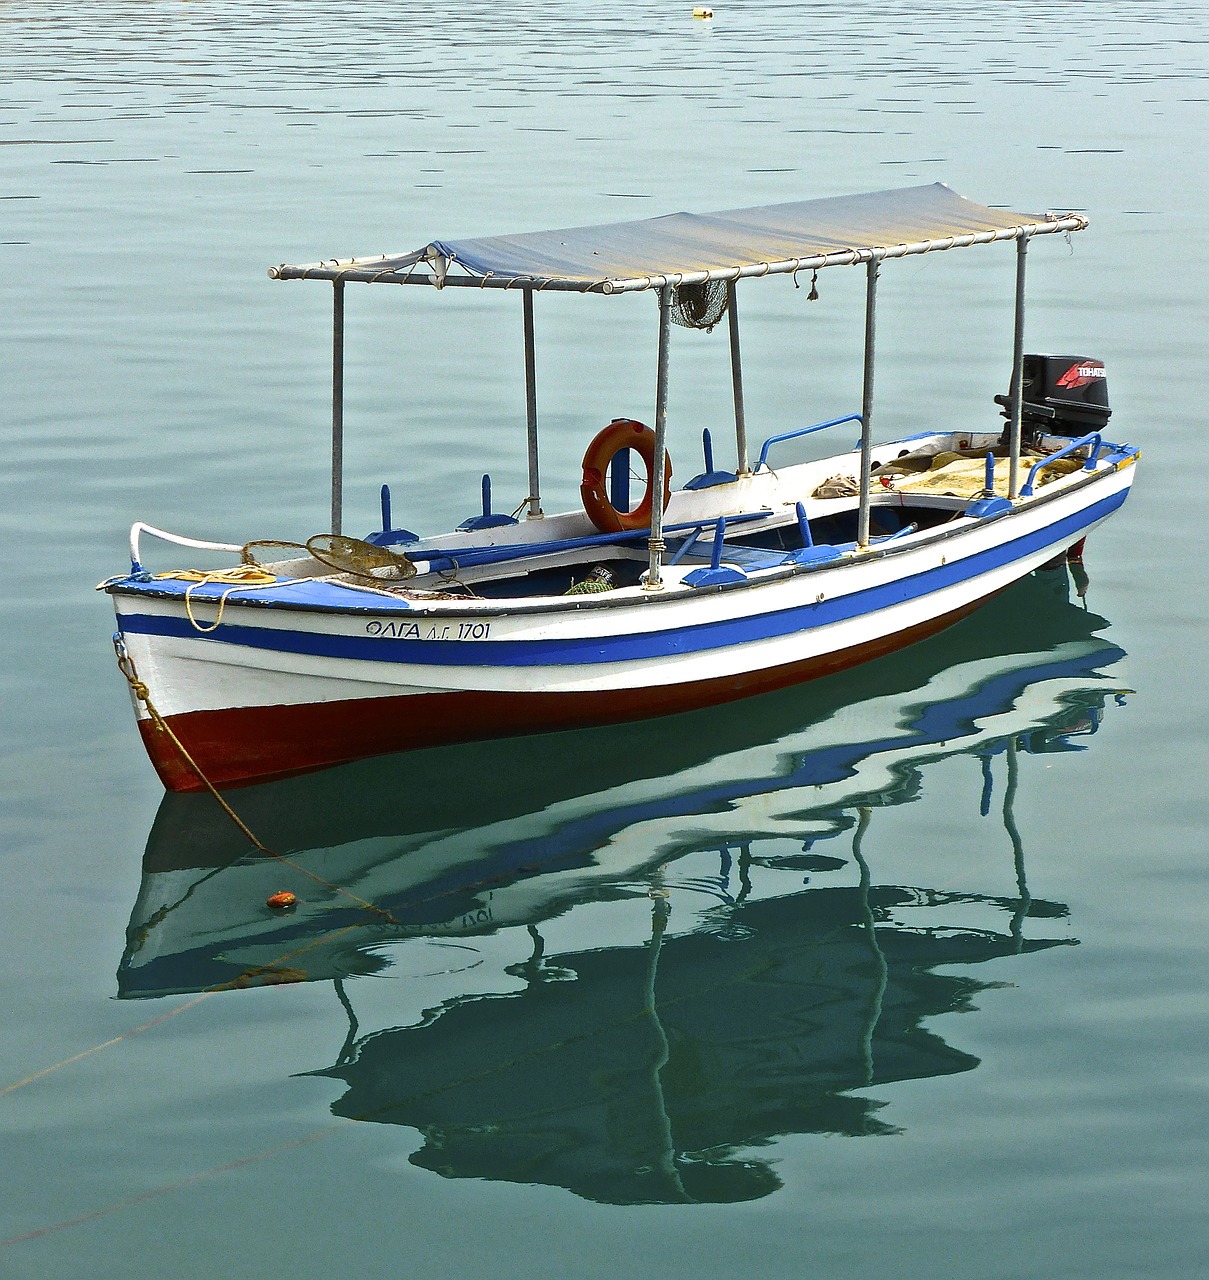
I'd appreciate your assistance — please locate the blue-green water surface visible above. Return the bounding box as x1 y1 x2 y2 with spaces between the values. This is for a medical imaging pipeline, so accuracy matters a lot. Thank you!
2 3 1207 1276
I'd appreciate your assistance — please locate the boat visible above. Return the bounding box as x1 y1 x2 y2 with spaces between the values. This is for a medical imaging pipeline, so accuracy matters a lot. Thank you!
101 182 1139 791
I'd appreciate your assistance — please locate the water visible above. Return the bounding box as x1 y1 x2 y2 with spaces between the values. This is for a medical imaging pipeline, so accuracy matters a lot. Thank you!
2 2 1207 1275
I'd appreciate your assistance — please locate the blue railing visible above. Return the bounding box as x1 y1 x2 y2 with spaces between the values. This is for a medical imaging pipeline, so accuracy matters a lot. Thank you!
1020 432 1104 497
755 414 863 471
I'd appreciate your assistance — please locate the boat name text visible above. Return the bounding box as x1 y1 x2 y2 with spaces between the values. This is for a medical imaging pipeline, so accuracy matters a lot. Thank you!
365 619 491 640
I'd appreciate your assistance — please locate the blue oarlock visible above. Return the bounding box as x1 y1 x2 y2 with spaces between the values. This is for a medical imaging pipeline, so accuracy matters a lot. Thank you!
684 516 748 587
367 483 418 546
458 474 519 532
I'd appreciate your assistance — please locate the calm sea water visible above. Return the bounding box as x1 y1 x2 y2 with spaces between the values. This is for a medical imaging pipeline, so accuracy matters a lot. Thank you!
2 2 1207 1276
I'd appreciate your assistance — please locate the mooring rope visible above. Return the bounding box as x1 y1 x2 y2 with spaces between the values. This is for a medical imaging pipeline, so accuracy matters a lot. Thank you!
0 885 877 1246
111 636 398 927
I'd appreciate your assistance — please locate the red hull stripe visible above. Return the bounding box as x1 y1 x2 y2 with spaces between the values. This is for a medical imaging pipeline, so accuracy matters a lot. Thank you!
140 593 990 793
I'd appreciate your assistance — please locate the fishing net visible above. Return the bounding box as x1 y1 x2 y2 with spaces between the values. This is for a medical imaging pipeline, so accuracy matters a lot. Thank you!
305 534 418 581
668 279 729 331
241 540 309 567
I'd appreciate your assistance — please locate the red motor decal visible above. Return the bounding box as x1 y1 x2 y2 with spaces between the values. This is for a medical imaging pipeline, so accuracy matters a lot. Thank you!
1056 361 1106 389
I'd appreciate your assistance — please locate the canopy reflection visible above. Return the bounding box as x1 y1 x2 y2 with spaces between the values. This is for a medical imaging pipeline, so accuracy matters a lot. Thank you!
316 874 1066 1205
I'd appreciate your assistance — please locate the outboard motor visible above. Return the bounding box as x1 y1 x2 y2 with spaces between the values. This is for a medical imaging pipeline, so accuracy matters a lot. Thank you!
996 354 1111 444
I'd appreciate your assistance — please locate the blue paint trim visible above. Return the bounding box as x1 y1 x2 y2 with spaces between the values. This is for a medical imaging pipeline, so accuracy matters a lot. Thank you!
117 488 1128 669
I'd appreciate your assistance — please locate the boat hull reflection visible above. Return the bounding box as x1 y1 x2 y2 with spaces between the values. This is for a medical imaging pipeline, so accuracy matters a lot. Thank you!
119 569 1129 1203
122 570 1124 1000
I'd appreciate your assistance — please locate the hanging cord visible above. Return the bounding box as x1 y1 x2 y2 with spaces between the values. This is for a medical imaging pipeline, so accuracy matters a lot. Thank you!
791 266 820 299
112 635 398 928
0 919 371 1104
3 755 594 1102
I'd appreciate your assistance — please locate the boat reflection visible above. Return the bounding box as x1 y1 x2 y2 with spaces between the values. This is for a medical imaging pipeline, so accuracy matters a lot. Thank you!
120 568 1128 1203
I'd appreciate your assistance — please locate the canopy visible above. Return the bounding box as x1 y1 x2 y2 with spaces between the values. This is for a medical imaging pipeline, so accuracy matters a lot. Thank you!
269 183 1086 295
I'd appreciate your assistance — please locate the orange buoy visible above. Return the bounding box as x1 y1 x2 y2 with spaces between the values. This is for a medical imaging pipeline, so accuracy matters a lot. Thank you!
580 419 673 534
266 891 297 910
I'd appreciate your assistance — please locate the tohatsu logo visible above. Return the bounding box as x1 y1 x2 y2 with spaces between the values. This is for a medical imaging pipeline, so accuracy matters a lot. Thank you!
1056 361 1106 389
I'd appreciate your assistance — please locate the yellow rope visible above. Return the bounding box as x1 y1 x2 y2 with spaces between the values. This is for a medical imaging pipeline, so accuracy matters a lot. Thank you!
2 639 522 1106
154 565 280 634
156 566 279 585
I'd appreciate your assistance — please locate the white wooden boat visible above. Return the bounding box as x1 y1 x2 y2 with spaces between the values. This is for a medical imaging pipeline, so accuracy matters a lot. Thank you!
102 184 1138 791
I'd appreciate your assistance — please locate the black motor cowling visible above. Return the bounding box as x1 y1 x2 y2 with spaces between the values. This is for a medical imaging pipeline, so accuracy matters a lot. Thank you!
996 354 1111 441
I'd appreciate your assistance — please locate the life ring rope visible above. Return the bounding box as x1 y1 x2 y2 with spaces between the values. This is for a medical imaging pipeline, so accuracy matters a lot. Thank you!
580 419 673 534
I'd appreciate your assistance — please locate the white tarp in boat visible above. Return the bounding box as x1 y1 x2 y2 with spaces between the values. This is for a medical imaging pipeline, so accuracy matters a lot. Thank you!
269 183 1086 294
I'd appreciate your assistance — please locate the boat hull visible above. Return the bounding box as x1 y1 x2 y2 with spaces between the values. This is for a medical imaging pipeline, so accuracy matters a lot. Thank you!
111 460 1134 792
134 590 991 791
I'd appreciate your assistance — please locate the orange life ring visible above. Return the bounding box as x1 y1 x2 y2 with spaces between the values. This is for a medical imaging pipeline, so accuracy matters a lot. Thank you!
580 419 673 534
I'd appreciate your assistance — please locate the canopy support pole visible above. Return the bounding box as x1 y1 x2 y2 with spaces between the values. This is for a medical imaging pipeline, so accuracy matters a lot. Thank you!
331 279 345 535
857 259 878 550
727 281 750 475
646 286 672 591
1008 233 1029 500
522 288 543 519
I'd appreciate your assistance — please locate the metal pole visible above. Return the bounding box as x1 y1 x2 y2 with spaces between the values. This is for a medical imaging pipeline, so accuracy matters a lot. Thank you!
331 279 345 535
1008 233 1029 500
646 286 673 590
523 288 542 519
727 280 750 475
857 259 878 549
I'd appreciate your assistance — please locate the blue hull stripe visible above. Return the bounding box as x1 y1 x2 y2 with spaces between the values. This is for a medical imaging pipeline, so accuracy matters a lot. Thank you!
118 489 1127 668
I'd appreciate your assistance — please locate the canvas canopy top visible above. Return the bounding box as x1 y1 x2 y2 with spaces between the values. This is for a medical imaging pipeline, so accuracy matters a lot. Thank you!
268 182 1086 295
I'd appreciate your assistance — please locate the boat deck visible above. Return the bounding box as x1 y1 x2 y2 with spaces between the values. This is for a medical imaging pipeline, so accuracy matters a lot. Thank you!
106 428 1136 616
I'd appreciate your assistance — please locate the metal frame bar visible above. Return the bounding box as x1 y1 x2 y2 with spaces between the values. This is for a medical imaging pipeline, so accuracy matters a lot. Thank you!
292 213 1079 551
857 261 878 549
522 288 542 518
269 217 1086 293
331 279 345 535
727 280 750 475
1008 233 1029 499
646 286 673 591
128 522 243 573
